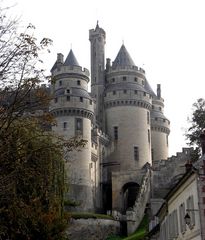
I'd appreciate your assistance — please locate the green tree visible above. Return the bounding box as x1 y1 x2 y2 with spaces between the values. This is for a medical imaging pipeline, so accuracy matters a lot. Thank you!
186 98 205 161
0 4 86 239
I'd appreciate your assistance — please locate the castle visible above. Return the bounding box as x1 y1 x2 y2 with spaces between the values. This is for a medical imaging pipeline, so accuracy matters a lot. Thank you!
49 22 172 219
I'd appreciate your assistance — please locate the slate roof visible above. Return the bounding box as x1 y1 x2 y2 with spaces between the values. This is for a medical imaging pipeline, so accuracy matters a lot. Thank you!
112 44 135 68
144 80 156 97
64 49 80 66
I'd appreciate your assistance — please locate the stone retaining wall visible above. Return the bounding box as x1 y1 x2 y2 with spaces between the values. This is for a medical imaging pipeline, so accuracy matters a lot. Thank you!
66 218 120 240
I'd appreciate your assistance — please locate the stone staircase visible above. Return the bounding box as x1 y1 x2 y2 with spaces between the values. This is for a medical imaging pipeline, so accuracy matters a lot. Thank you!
125 167 151 235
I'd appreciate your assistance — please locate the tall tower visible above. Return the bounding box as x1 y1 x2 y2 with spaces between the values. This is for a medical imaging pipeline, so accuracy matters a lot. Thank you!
89 22 106 129
105 45 152 170
50 50 94 211
150 84 170 167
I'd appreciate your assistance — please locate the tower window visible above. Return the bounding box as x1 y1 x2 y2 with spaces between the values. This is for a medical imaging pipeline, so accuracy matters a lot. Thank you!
142 80 145 85
80 97 83 102
113 91 116 95
114 126 118 140
147 112 150 124
75 118 83 135
67 89 70 93
59 80 62 86
134 77 138 82
166 135 169 146
151 148 154 161
135 90 138 94
63 122 67 130
67 96 70 101
144 92 146 96
123 90 127 94
90 100 92 105
77 80 81 85
112 78 115 82
123 76 126 81
148 129 150 143
54 98 58 103
134 146 139 161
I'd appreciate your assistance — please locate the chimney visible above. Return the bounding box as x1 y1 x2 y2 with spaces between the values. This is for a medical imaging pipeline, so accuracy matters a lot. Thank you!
185 160 192 172
57 53 64 64
157 84 161 98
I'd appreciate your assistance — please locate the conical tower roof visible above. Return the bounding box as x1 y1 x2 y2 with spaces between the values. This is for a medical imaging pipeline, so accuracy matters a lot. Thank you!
64 49 80 66
112 44 135 68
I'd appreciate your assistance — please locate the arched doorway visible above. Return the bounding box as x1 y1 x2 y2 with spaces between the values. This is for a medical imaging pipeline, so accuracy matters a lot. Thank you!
122 182 140 213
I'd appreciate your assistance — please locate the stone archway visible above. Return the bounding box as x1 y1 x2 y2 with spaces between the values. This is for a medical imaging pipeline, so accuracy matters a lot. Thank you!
122 182 140 214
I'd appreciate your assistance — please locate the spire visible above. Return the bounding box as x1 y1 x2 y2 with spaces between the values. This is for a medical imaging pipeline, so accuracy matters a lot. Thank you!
112 44 135 68
95 20 99 30
64 49 80 66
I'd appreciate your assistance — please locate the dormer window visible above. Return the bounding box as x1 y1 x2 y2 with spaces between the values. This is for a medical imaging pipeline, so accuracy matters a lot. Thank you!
67 89 70 94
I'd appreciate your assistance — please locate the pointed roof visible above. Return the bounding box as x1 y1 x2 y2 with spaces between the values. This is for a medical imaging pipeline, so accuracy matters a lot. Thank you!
64 49 80 66
51 61 57 72
112 44 135 68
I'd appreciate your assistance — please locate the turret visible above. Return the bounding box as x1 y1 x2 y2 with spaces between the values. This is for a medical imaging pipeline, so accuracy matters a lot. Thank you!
50 50 94 211
150 84 170 167
89 22 106 129
104 44 152 170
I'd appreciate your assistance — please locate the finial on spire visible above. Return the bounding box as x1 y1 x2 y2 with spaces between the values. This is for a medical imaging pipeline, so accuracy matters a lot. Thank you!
96 20 99 29
70 43 72 49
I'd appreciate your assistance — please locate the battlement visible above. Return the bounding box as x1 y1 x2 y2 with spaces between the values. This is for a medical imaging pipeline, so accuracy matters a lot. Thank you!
108 65 146 75
52 65 90 78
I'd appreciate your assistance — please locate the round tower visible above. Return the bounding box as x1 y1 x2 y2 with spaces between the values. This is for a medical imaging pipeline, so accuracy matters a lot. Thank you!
50 50 94 211
104 44 152 170
150 84 170 167
89 22 106 129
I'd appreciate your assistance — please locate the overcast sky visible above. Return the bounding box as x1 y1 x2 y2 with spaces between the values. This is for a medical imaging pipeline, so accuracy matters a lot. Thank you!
7 0 205 156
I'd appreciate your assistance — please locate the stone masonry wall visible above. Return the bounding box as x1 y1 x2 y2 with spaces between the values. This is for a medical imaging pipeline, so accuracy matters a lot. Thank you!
66 218 120 240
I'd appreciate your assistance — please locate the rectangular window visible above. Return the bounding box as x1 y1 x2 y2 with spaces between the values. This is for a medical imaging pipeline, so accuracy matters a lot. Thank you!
135 90 138 94
75 118 83 135
90 99 92 105
67 96 70 101
148 129 150 143
147 111 150 124
59 80 62 86
112 78 115 82
114 126 118 140
77 80 81 85
134 77 138 82
113 91 116 95
123 90 127 94
80 97 83 102
67 89 70 93
54 97 58 103
123 76 126 81
144 92 146 96
179 203 186 233
151 148 154 161
63 122 67 130
166 135 169 146
134 146 139 161
187 195 195 226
